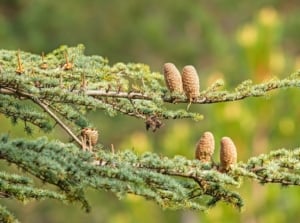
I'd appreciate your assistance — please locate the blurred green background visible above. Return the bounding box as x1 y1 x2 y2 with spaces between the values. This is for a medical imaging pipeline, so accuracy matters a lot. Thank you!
1 0 300 222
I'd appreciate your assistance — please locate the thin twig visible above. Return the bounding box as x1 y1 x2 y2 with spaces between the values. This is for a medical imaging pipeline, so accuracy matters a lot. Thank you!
34 100 82 145
85 77 300 104
2 74 300 105
1 87 82 146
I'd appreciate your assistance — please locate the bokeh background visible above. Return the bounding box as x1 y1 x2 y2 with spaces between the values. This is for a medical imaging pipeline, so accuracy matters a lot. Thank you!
1 0 300 222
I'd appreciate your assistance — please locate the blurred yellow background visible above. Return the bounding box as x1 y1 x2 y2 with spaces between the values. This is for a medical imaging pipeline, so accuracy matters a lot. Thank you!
1 1 300 222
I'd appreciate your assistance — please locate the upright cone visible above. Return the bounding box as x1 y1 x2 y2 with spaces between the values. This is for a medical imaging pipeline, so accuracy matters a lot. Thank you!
163 63 183 93
220 137 237 172
81 128 99 152
182 65 200 101
195 131 215 163
89 128 99 146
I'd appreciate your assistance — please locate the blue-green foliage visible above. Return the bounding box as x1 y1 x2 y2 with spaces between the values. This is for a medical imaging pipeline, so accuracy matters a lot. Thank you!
1 46 300 222
1 133 300 222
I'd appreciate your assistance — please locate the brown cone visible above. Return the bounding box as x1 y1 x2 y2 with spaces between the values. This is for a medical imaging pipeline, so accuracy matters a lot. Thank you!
220 137 237 171
81 128 99 151
163 63 183 93
182 65 200 101
195 131 215 162
89 129 99 146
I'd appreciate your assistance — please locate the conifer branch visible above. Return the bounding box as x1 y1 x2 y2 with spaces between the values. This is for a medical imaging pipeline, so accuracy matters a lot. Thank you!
1 87 82 145
0 46 299 121
0 94 52 132
84 71 300 104
33 98 82 145
0 204 19 223
1 135 300 217
1 45 300 222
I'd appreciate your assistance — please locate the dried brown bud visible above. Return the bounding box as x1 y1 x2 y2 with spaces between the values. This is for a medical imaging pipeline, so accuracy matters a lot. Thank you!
39 63 48 69
89 129 99 146
163 63 183 93
15 50 24 75
182 65 200 101
40 52 48 69
220 137 237 172
81 128 99 152
34 81 42 88
62 62 73 70
195 131 215 162
145 115 164 132
62 51 73 70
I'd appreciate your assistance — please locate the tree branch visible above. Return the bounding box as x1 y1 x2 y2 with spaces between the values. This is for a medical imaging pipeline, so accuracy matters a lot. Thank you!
85 72 300 104
1 87 82 146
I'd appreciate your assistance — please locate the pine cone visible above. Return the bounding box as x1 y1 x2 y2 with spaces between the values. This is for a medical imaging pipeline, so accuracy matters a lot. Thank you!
182 65 200 101
220 137 237 172
195 131 215 162
163 63 183 93
81 128 99 152
89 128 99 146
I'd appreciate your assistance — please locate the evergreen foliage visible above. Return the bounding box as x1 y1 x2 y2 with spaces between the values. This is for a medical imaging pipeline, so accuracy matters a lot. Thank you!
0 45 300 222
